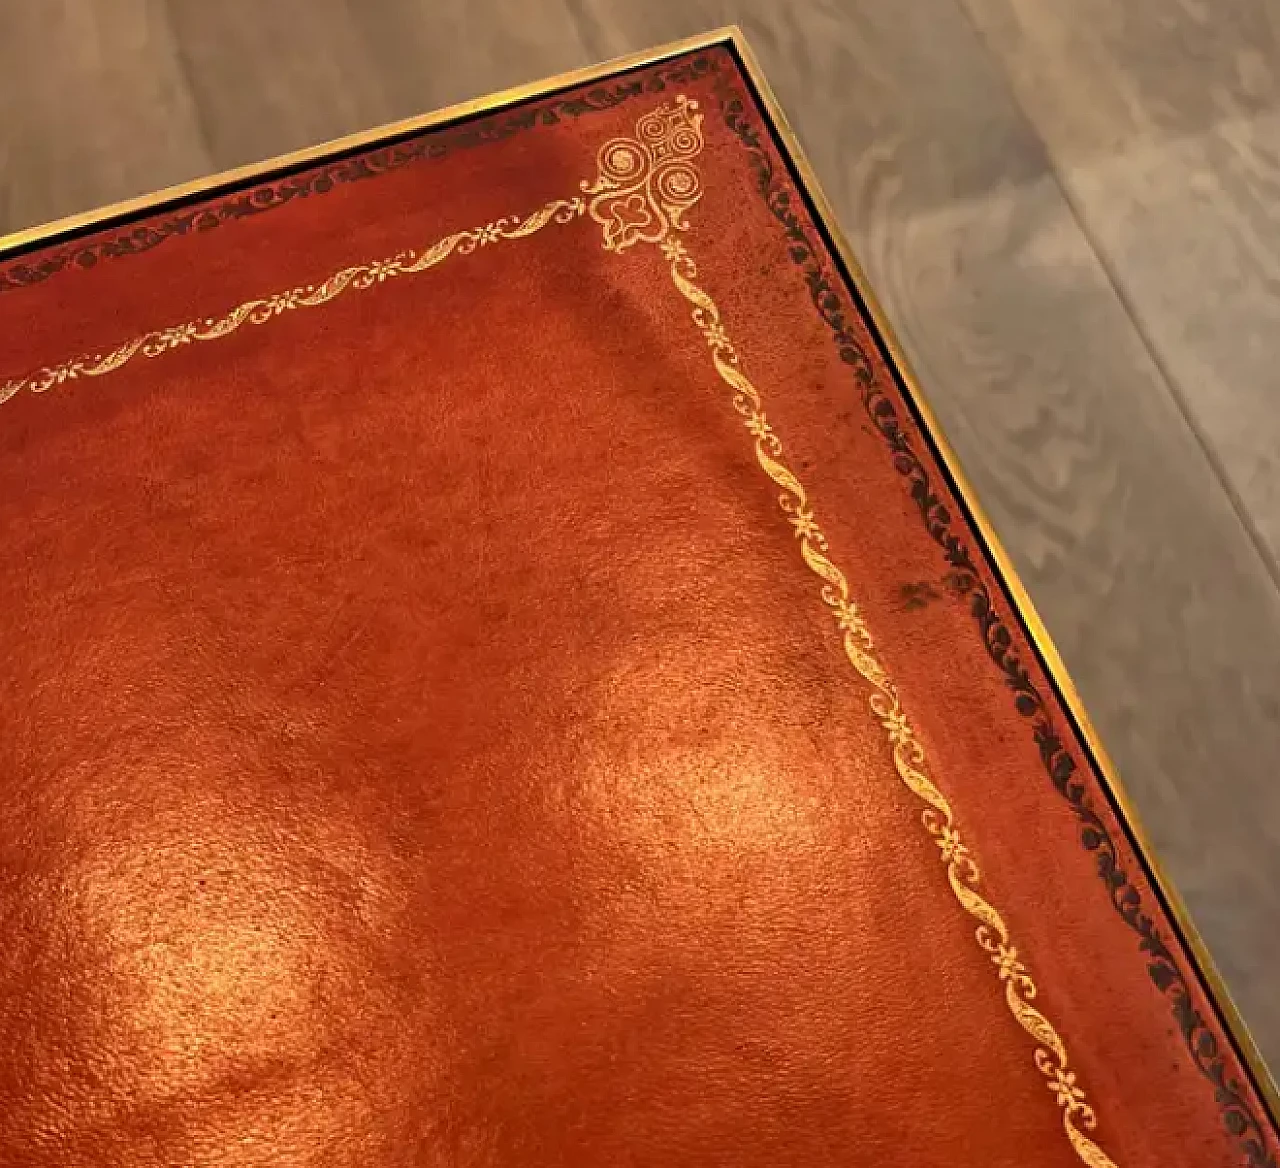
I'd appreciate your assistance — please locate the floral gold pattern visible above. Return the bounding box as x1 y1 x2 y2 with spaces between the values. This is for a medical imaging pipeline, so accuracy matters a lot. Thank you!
0 53 721 296
0 88 1121 1168
582 95 704 253
711 74 1278 1168
587 98 1120 1168
0 198 585 407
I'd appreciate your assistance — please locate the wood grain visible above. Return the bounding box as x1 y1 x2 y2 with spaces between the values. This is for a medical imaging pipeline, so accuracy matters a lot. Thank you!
959 0 1280 156
962 0 1280 572
164 0 596 169
163 0 399 169
0 0 1277 1076
0 0 210 234
350 0 593 120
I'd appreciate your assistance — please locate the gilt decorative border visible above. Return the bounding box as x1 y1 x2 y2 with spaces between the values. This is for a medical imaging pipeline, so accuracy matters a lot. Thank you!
2 44 1274 1162
0 56 716 295
583 95 1118 1168
0 93 1120 1168
0 199 584 406
704 65 1277 1168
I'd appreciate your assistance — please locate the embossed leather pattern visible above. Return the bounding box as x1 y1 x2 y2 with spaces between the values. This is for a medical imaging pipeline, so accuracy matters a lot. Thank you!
0 44 1273 1168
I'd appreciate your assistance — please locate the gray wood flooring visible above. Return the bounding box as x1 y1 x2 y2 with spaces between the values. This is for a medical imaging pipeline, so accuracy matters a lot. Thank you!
2 0 1277 1081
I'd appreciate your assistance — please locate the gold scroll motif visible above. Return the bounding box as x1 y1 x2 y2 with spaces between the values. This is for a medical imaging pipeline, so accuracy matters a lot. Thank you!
582 98 704 251
587 96 1119 1168
0 198 584 407
0 89 1117 1167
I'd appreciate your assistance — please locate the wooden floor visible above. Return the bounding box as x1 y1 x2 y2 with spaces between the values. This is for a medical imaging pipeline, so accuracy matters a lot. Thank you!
3 0 1278 1078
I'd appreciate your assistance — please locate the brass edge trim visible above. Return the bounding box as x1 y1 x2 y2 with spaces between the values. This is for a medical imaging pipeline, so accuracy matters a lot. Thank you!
724 28 1280 1117
0 27 741 259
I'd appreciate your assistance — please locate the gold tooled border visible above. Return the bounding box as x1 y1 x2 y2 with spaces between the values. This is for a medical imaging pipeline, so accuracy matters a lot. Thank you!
581 96 1118 1164
0 30 731 258
723 32 1280 1126
2 22 1275 1130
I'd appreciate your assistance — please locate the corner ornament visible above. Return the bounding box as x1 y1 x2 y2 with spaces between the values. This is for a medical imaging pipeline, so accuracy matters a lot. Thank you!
582 96 705 253
582 95 1119 1168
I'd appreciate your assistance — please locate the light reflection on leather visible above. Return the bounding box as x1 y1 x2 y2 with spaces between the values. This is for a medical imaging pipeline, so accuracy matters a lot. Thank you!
0 46 1259 1168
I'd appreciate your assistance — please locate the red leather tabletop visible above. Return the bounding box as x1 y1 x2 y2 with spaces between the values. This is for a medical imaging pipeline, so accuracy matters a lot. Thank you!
0 36 1275 1168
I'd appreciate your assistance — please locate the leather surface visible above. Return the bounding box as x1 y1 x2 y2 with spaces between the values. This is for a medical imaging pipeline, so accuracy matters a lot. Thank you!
0 48 1268 1167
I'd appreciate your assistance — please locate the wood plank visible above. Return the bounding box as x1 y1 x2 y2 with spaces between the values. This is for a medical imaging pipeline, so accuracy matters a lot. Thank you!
958 0 1280 156
161 0 400 169
960 0 1280 573
350 0 593 118
164 0 594 170
0 0 210 234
